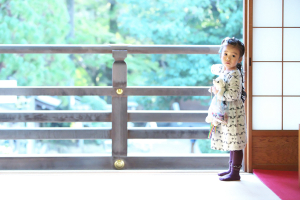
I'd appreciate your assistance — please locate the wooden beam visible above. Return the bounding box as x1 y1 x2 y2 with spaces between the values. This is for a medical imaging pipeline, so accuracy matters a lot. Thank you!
0 128 111 139
128 111 207 122
0 45 220 54
0 86 210 96
0 156 229 170
119 156 229 170
0 111 111 122
252 130 298 137
247 0 253 173
112 50 128 157
0 156 113 170
0 127 210 140
0 111 208 122
125 87 210 96
128 127 209 139
0 110 207 122
252 164 298 171
0 87 114 96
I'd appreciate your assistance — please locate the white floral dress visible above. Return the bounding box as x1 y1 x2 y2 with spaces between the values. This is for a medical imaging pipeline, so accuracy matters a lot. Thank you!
210 64 247 151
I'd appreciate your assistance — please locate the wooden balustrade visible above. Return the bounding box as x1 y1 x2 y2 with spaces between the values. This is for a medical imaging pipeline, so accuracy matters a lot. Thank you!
0 45 227 170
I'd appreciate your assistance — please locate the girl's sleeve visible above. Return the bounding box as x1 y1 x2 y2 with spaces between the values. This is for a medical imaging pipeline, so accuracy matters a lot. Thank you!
223 72 242 101
211 64 224 75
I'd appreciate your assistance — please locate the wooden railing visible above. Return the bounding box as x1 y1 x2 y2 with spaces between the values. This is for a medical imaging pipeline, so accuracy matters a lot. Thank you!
0 45 228 170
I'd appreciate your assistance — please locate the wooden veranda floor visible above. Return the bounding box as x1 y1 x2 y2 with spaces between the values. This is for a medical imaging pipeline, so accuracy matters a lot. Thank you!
0 170 279 200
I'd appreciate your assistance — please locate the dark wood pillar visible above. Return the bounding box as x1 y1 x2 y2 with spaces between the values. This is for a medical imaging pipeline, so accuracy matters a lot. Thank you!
112 50 128 163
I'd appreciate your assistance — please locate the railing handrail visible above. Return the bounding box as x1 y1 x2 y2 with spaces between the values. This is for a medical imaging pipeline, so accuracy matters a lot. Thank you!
0 44 220 54
0 86 210 96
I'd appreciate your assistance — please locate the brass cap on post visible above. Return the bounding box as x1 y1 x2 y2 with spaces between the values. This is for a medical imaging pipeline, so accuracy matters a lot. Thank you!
116 88 123 95
114 159 125 170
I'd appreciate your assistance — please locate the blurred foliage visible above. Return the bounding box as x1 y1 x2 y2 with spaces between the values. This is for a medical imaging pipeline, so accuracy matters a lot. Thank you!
0 0 243 110
116 0 243 109
0 0 75 86
80 96 107 110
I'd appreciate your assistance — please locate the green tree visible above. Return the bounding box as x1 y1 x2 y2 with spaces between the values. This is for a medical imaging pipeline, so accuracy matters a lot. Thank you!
116 0 243 109
0 0 75 86
0 0 243 110
64 0 159 90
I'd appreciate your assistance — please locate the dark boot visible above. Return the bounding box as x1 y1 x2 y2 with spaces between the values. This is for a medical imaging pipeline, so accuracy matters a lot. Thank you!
218 151 233 176
219 150 243 181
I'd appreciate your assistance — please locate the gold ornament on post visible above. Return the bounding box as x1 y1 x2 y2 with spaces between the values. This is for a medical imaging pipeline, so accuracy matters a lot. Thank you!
114 159 125 170
116 88 123 95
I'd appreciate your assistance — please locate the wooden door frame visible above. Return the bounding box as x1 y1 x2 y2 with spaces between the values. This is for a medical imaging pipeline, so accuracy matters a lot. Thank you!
244 0 252 173
246 0 298 172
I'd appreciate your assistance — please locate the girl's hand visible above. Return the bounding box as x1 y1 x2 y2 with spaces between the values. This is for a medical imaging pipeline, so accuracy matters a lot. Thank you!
211 86 219 95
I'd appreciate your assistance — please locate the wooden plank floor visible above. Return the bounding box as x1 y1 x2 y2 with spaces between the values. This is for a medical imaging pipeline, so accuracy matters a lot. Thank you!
0 171 279 200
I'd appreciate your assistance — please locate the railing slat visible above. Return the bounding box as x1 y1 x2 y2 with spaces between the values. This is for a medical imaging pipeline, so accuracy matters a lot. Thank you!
0 128 111 139
128 111 208 122
0 111 111 122
0 86 210 96
0 87 114 96
0 45 220 54
0 127 209 139
0 156 228 170
0 157 113 170
124 157 229 170
128 127 209 139
0 111 208 122
126 87 210 96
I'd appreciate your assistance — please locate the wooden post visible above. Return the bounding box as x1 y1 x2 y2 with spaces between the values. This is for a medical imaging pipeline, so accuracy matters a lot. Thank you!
112 50 128 163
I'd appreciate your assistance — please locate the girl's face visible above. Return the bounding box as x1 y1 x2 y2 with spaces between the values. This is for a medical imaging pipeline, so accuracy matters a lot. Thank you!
221 44 243 71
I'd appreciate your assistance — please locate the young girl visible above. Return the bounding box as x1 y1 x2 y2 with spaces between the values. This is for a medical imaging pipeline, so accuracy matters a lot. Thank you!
210 37 247 181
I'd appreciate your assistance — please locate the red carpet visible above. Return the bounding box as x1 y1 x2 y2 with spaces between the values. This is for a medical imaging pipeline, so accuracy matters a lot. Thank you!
253 169 300 200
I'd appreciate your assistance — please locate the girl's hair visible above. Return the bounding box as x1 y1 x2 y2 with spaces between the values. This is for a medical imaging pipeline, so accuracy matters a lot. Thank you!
219 37 247 103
